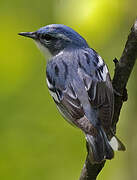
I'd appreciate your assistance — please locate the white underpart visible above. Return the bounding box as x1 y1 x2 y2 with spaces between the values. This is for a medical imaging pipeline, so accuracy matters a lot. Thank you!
97 55 104 66
48 89 60 103
109 136 119 151
35 41 53 60
46 78 60 102
46 78 53 89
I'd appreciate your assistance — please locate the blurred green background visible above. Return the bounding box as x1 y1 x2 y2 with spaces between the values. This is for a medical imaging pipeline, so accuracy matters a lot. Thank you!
0 0 137 179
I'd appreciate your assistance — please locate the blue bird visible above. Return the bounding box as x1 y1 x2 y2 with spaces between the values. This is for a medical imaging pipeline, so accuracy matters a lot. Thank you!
19 24 125 163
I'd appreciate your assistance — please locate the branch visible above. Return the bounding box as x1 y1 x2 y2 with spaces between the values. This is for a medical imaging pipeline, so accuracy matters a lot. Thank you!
79 19 137 180
112 19 137 132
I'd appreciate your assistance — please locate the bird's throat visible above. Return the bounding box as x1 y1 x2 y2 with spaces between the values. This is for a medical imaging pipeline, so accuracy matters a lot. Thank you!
35 41 53 60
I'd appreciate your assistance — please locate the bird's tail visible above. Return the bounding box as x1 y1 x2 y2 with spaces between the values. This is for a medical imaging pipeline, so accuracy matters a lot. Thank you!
86 127 125 163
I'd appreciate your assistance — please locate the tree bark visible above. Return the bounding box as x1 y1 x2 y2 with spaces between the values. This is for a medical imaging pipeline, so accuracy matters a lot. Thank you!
79 19 137 180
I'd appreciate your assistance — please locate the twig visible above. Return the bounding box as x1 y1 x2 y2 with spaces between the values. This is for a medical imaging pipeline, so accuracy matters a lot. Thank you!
79 19 137 180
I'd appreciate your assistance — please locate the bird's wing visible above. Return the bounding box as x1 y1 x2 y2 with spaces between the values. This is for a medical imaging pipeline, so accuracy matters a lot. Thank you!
77 48 114 131
46 57 98 135
46 74 84 120
46 49 114 133
47 79 97 135
46 58 84 119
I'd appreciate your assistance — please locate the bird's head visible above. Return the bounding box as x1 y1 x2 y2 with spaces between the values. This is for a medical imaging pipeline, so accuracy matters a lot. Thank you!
19 24 88 59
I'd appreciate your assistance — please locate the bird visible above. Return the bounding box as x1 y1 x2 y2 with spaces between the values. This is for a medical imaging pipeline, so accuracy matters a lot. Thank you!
19 24 125 163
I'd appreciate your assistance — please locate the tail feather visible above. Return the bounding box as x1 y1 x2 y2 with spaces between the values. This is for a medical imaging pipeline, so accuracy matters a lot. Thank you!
86 127 125 163
86 127 114 163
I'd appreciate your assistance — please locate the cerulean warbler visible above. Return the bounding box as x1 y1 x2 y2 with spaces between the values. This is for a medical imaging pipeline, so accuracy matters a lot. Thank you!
19 24 125 162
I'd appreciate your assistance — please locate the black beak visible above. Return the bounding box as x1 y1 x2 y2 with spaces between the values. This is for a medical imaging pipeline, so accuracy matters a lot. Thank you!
18 32 37 39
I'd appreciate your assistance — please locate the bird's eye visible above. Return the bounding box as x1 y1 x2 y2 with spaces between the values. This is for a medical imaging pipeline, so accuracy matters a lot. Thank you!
42 34 54 41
